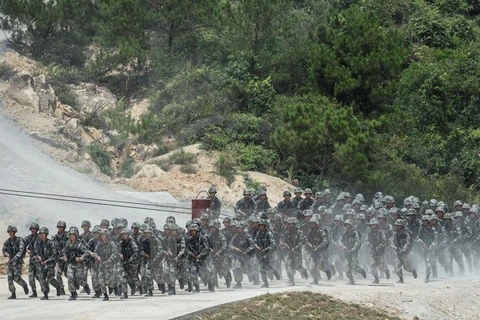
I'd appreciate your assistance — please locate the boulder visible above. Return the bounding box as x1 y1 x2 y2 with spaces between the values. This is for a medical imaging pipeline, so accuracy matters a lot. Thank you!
33 74 56 114
62 118 83 141
69 82 117 112
132 164 165 179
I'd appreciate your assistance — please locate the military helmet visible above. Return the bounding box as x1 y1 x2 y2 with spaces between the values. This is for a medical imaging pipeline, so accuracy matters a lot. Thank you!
243 189 252 196
144 217 155 225
454 200 463 207
30 222 40 230
334 214 343 222
385 195 395 203
286 217 297 224
462 203 471 210
377 208 388 218
303 209 313 217
258 219 269 226
317 205 327 213
293 187 303 194
170 224 179 231
323 189 332 195
230 221 237 228
267 208 276 215
57 220 67 228
192 218 201 225
406 209 417 216
201 213 211 221
223 217 232 223
208 186 217 193
352 199 361 206
421 215 430 221
272 213 283 221
470 206 479 215
258 189 267 196
100 228 110 236
365 207 375 216
120 228 130 235
403 198 412 206
166 216 176 224
100 219 110 227
163 223 172 230
143 227 154 234
92 225 102 234
389 208 399 215
374 191 384 199
345 209 355 216
369 218 379 225
443 213 452 220
283 190 292 197
394 219 405 227
189 224 200 232
356 213 366 221
120 218 128 228
111 218 120 228
309 217 319 224
424 209 434 215
324 209 333 216
429 199 438 207
81 220 91 228
303 188 313 195
344 219 353 226
453 211 463 219
259 211 268 220
140 223 148 231
7 225 17 233
236 222 246 229
429 214 438 221
355 194 365 202
39 227 49 235
412 202 420 209
69 228 79 236
360 204 368 212
344 192 352 199
336 194 345 202
131 222 140 229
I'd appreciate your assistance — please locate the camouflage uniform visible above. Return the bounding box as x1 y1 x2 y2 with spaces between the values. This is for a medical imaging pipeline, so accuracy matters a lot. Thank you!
119 230 139 295
271 215 285 279
230 224 256 288
367 219 390 283
62 233 90 299
393 220 417 283
281 218 308 285
186 225 210 292
2 227 29 298
341 220 366 285
94 231 120 299
306 217 331 284
235 192 256 219
87 231 101 296
24 226 40 297
254 220 277 287
163 225 186 294
331 219 346 279
52 224 68 294
35 231 60 299
139 228 164 296
276 191 296 218
444 215 465 275
416 217 437 282
221 218 234 285
207 223 231 290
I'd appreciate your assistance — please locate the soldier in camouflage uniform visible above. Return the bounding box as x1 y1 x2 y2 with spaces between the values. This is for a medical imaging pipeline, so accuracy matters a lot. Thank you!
354 214 369 272
331 215 346 279
306 217 331 284
281 217 308 286
255 190 272 215
417 215 437 283
88 226 102 298
25 222 40 298
62 227 90 300
254 219 279 287
292 187 303 209
2 225 29 299
52 220 68 296
341 219 366 285
296 188 314 220
454 211 474 273
469 208 480 269
207 186 222 220
119 228 138 297
186 224 209 293
94 229 119 301
367 218 390 284
221 217 234 286
207 221 231 290
34 227 61 300
276 190 296 219
271 213 285 279
140 227 164 296
79 220 94 294
163 223 186 295
235 189 256 219
392 219 418 283
444 212 465 276
230 222 256 288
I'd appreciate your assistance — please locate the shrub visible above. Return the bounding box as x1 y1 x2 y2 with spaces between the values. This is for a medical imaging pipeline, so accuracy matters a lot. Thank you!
231 143 278 172
216 151 237 187
180 164 197 174
243 173 261 191
168 150 197 165
87 143 113 176
152 159 172 172
119 157 136 178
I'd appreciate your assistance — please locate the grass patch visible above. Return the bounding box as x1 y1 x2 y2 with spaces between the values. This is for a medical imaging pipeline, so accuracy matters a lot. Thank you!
216 151 237 187
195 292 401 320
87 142 113 176
168 149 197 165
180 163 197 174
243 173 261 191
119 157 136 178
152 159 172 172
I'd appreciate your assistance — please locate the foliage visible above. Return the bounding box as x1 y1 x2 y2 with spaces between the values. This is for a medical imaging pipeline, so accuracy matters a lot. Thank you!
119 157 136 178
168 150 197 165
243 173 261 191
180 164 198 174
215 151 237 187
87 143 113 176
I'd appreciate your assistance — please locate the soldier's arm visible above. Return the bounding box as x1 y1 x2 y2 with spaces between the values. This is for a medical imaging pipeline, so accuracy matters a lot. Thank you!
318 230 328 250
198 237 210 259
105 243 118 264
351 231 361 252
177 237 186 258
245 234 255 253
400 232 412 253
129 241 139 262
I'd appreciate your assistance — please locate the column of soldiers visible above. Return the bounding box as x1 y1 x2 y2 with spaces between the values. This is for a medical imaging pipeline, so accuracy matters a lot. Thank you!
4 187 480 300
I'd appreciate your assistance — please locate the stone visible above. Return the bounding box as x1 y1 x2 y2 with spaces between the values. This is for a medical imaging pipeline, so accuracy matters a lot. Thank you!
132 164 165 179
33 74 56 114
69 82 117 113
62 119 82 141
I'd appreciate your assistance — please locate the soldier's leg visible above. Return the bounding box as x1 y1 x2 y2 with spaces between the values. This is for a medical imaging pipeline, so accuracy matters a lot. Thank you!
285 254 295 283
396 255 404 278
66 264 77 296
232 256 243 285
345 255 354 283
462 245 473 272
310 254 320 282
370 255 379 279
425 251 432 282
55 262 65 291
28 262 38 295
453 248 465 274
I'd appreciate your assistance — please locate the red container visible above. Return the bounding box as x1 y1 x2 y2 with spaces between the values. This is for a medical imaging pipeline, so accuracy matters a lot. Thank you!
191 199 211 219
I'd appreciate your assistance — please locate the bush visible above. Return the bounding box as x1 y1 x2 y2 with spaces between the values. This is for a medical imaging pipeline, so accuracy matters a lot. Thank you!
119 157 136 178
230 143 278 172
243 173 261 191
152 159 172 172
87 143 113 176
180 164 197 174
216 151 237 187
168 150 197 165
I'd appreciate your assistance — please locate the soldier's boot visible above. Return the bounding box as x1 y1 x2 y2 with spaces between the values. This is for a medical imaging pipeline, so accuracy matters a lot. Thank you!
113 287 118 296
225 274 232 288
144 289 153 297
326 269 332 280
83 284 91 295
337 271 344 280
68 291 77 301
396 276 404 284
267 270 274 281
120 292 128 299
178 278 185 290
93 291 101 298
194 284 200 293
187 282 193 293
412 268 418 279
103 293 109 301
59 287 66 296
385 268 390 280
301 268 309 279
347 279 355 285
425 272 430 283
360 268 367 279
432 265 438 278
8 293 16 300
168 285 176 295
41 293 49 300
130 284 136 296
310 278 318 285
287 278 295 286
109 287 114 295
208 281 215 292
372 276 379 284
233 282 242 289
260 281 269 288
29 290 37 298
80 287 87 294
23 285 29 295
273 269 281 280
253 275 260 285
159 283 166 294
137 285 144 295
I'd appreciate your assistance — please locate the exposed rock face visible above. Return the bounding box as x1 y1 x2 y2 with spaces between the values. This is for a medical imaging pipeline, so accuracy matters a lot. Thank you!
69 82 117 112
132 164 165 179
5 72 56 115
